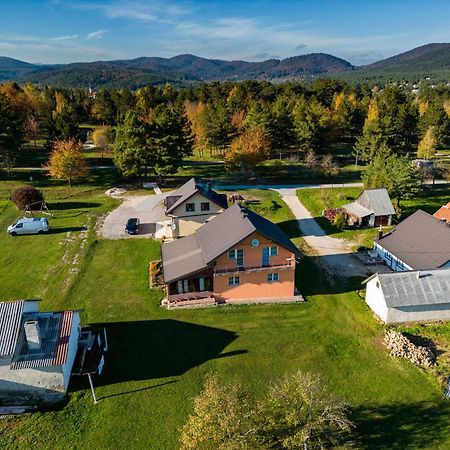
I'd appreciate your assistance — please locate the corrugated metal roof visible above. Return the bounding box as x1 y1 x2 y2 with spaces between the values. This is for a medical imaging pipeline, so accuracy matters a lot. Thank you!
342 189 395 218
359 189 396 216
0 301 24 357
165 178 227 214
10 310 73 370
341 201 372 218
375 210 450 270
162 204 301 283
375 268 450 307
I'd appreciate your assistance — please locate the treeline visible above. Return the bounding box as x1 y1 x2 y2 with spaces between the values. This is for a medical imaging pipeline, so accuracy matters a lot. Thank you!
1 79 450 180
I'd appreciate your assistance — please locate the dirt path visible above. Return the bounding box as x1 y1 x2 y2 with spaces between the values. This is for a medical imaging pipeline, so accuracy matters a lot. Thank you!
275 188 368 278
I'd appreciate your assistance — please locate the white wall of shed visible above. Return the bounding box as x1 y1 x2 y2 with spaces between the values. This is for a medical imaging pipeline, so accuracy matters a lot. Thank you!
365 277 389 323
386 303 450 324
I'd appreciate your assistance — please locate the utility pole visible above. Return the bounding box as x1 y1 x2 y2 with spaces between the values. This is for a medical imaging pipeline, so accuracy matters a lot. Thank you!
87 373 97 404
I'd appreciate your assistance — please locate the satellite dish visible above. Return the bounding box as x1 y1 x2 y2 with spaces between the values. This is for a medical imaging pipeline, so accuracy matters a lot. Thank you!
251 238 260 248
171 222 177 230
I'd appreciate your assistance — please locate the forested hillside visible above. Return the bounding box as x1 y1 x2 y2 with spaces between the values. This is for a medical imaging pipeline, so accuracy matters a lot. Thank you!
2 44 450 87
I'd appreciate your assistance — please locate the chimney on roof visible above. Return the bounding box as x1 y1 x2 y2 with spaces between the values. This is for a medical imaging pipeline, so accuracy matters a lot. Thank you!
377 225 383 241
24 320 41 350
416 271 421 279
206 182 212 192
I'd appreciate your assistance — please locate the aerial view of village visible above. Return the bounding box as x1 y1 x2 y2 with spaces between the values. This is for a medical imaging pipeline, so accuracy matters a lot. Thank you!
1 0 450 448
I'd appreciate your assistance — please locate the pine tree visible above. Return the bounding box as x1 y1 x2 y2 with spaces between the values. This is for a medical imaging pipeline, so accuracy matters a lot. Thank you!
113 112 149 178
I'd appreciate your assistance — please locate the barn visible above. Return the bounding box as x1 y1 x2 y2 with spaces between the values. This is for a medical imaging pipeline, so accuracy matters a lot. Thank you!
363 268 450 324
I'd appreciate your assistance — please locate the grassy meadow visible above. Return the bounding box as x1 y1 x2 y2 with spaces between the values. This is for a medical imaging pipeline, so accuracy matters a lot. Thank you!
297 184 450 250
0 174 450 449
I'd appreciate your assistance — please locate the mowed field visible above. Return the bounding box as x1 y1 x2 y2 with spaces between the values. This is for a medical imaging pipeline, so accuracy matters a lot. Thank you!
0 180 450 449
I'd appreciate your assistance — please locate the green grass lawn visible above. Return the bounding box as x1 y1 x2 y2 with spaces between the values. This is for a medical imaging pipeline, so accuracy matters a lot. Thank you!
296 186 381 249
297 185 450 250
1 183 450 449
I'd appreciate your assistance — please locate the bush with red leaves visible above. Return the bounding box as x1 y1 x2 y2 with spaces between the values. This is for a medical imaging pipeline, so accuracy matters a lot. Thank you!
11 186 44 210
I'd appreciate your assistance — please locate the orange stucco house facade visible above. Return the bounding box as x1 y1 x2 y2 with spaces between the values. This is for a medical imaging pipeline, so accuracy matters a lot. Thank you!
161 204 301 307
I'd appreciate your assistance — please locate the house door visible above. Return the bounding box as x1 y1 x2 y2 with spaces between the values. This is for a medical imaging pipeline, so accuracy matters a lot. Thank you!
262 247 270 266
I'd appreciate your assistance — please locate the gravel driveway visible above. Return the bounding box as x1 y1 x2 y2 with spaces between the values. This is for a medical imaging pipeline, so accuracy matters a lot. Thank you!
100 192 170 239
275 188 368 278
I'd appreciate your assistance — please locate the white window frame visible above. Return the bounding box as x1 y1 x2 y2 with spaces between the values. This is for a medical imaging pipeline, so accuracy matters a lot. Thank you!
267 273 280 282
228 248 244 267
228 276 240 286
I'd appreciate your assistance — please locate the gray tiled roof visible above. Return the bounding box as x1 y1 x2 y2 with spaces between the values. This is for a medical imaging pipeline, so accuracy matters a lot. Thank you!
162 204 300 283
375 210 450 269
165 178 228 214
372 268 450 307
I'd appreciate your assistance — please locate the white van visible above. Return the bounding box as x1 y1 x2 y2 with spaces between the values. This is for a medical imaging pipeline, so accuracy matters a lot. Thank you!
7 217 50 236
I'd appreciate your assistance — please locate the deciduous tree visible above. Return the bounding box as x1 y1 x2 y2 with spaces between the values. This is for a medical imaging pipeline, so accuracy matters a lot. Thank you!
256 371 353 449
92 126 114 157
225 126 271 174
417 126 437 160
47 139 88 187
180 374 256 450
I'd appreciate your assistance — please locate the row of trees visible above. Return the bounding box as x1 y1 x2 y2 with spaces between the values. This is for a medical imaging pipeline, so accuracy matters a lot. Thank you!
1 78 450 182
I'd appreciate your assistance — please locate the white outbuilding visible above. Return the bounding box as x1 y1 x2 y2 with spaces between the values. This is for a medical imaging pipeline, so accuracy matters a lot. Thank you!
363 268 450 324
0 300 81 403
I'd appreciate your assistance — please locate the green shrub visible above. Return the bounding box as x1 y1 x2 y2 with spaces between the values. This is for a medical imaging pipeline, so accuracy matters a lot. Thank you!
333 212 346 231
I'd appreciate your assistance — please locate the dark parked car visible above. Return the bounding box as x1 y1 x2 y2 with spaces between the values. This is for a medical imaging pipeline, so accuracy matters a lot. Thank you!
125 218 140 235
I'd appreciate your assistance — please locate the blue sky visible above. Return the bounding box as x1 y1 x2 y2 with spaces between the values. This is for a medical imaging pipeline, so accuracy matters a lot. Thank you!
1 0 450 65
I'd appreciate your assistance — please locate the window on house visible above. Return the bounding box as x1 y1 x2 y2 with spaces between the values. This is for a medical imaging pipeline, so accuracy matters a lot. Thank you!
186 203 195 212
201 202 210 211
385 251 392 261
267 273 280 282
228 276 240 286
270 246 278 256
228 249 244 267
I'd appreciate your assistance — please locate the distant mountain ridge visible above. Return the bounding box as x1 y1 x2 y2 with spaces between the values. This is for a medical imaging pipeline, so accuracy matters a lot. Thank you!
0 52 354 88
1 43 450 88
364 43 450 71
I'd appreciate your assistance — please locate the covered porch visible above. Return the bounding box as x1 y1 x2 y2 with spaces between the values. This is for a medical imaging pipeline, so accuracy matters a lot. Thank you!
163 270 216 308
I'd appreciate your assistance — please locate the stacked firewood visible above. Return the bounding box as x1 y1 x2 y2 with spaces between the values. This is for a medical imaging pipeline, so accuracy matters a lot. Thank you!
384 330 435 367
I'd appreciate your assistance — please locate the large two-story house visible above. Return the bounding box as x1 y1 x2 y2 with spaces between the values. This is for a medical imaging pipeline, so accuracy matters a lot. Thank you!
164 178 228 239
161 204 301 307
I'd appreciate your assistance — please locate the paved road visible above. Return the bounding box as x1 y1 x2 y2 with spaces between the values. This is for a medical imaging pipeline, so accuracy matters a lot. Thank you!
274 188 368 278
100 192 170 239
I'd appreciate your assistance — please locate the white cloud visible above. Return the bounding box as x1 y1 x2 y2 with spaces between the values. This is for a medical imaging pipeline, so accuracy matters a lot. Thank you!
0 41 17 50
86 29 109 39
51 34 79 41
73 1 190 23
